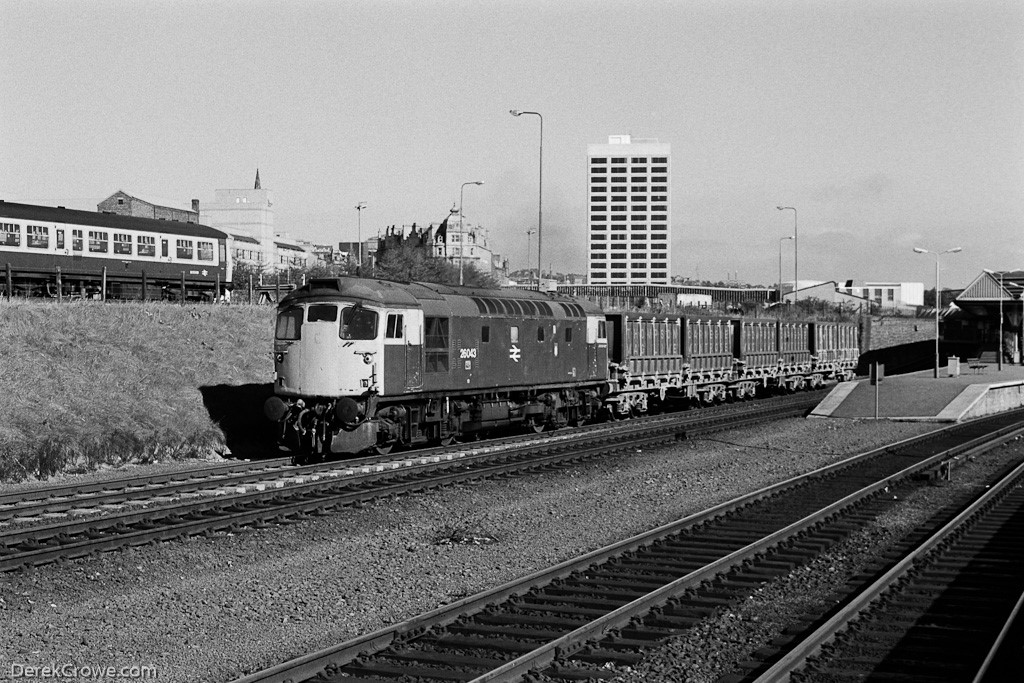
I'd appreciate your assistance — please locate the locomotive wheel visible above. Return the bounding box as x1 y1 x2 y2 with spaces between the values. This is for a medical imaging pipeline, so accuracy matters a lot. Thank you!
440 435 457 447
373 443 393 455
529 419 546 433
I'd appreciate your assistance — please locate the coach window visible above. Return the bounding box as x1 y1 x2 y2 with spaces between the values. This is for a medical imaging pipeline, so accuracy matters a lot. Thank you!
481 325 490 343
72 230 83 251
510 326 519 344
27 225 48 249
275 306 303 340
56 229 64 250
197 241 214 261
385 313 404 339
341 306 378 340
176 239 194 259
137 235 156 257
88 231 108 253
114 233 132 255
1 223 19 247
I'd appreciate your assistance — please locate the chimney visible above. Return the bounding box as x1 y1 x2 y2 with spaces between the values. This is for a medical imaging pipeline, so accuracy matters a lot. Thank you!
191 198 200 213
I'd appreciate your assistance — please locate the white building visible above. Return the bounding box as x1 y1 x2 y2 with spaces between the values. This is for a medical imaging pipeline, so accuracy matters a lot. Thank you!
432 208 499 279
199 170 315 271
836 281 924 309
586 135 671 285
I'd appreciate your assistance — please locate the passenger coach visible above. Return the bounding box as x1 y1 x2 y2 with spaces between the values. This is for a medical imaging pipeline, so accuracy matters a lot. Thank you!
0 200 230 299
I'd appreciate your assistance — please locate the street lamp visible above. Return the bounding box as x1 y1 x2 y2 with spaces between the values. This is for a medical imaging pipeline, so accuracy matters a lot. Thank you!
778 235 794 306
776 206 797 305
914 246 962 378
526 229 536 284
458 181 484 286
354 202 367 276
984 268 1004 371
510 109 542 289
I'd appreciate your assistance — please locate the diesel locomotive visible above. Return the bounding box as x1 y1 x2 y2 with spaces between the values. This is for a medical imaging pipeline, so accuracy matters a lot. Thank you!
263 277 860 462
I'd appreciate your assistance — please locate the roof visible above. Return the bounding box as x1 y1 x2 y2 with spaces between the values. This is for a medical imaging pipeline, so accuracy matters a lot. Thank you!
956 270 1024 303
275 241 308 253
102 190 196 213
0 200 226 239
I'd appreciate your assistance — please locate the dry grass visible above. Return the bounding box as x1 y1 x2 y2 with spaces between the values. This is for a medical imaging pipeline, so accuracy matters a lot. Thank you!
0 300 276 481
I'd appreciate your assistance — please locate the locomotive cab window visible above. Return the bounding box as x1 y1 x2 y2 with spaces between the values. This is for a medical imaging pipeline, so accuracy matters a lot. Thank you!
385 313 404 339
275 306 303 340
307 304 338 323
341 306 378 340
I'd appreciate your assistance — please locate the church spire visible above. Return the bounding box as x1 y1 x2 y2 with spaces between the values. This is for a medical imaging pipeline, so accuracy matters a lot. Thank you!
254 168 261 190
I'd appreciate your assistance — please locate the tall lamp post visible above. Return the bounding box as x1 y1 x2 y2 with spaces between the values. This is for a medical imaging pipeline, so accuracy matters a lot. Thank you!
914 246 962 378
776 206 797 305
983 268 1004 371
354 202 367 276
778 235 794 306
526 228 536 284
510 109 543 289
458 181 484 286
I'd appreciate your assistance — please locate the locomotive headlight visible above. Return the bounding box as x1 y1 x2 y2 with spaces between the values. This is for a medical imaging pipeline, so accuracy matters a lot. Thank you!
362 353 373 364
275 352 285 364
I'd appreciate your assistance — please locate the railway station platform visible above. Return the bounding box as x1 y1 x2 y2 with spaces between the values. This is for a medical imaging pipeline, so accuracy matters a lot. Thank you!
811 362 1024 422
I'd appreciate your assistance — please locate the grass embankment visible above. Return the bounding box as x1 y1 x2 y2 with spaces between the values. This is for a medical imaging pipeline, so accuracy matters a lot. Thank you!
0 301 277 482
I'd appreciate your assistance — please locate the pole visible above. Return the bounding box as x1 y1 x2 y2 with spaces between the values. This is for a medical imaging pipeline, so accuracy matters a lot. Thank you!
511 110 543 289
998 272 1004 371
355 202 367 277
776 207 797 305
458 181 483 286
934 255 940 378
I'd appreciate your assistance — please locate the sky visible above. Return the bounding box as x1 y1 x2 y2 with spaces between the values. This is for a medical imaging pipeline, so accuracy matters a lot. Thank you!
1 0 1021 289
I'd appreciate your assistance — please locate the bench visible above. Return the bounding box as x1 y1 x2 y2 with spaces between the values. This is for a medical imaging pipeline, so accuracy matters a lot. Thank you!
966 357 987 374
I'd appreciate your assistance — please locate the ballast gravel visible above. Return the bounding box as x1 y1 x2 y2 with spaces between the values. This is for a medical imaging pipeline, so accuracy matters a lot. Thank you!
0 418 966 682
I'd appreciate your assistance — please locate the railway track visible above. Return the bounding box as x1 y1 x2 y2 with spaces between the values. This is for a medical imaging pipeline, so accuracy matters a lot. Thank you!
229 409 1024 683
0 392 823 526
0 392 822 572
749 456 1024 682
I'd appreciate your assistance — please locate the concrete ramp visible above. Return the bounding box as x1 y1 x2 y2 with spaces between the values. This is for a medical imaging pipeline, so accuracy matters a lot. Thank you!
811 366 1024 422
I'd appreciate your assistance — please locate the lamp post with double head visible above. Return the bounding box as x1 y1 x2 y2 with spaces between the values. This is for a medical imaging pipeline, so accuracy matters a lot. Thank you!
354 202 367 276
510 109 543 289
914 246 962 378
776 206 797 305
458 181 484 286
778 235 794 307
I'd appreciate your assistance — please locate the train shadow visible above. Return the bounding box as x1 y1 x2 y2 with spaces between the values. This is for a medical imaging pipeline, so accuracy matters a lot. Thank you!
199 383 282 460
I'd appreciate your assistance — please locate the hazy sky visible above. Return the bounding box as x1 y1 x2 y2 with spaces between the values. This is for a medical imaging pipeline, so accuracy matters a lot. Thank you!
1 0 1021 288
